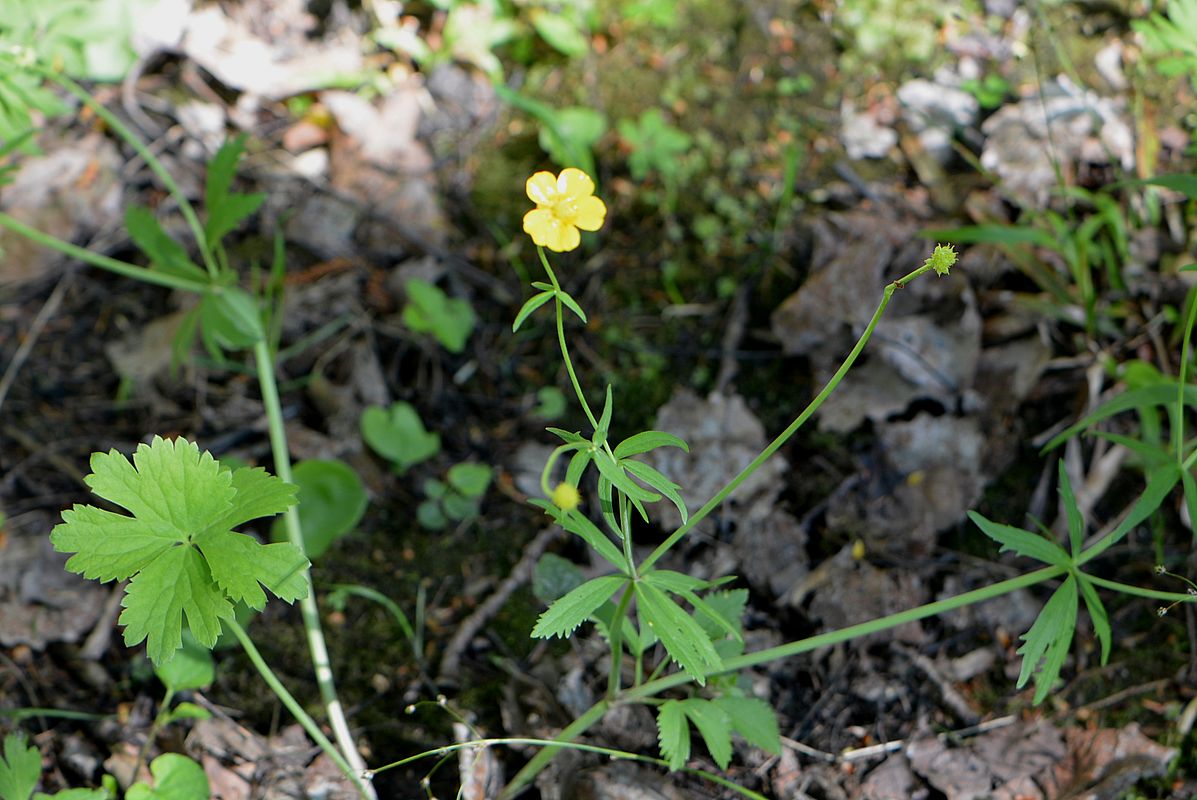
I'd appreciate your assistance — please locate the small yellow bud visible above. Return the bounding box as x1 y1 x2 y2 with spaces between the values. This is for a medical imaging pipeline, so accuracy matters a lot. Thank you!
551 482 581 512
852 539 866 560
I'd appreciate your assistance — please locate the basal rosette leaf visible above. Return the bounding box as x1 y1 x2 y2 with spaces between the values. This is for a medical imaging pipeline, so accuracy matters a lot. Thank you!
51 436 305 665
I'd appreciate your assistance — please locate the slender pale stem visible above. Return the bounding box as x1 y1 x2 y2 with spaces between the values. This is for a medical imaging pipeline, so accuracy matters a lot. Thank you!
500 700 610 800
37 66 220 280
253 341 376 800
0 213 209 293
641 263 938 572
226 620 362 788
606 584 635 699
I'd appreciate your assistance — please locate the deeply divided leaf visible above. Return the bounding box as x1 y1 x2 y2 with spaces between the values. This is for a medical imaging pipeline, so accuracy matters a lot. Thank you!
0 733 41 800
1016 575 1078 705
635 581 722 685
967 511 1070 567
681 698 732 770
713 695 780 755
51 437 306 665
531 575 628 639
656 700 690 771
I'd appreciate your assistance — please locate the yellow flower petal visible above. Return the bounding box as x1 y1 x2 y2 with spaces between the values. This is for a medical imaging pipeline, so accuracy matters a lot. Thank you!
572 195 606 231
526 172 559 206
559 225 582 252
557 168 595 200
523 208 559 247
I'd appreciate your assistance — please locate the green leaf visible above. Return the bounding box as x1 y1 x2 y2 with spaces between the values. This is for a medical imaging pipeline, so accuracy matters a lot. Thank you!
1016 575 1078 705
417 500 447 530
512 290 554 332
159 702 211 726
681 698 732 770
530 9 589 57
533 387 567 420
1042 382 1197 452
713 695 780 754
402 279 475 354
51 437 306 665
622 459 688 524
154 630 215 692
532 553 585 603
269 459 367 560
531 574 628 639
920 223 1057 250
361 402 441 471
447 462 492 498
530 501 626 570
1127 174 1197 201
694 589 748 640
967 511 1071 567
199 288 263 351
0 733 41 800
1084 464 1181 561
204 135 265 249
612 431 689 459
595 385 614 445
656 700 690 771
125 207 206 282
126 754 209 800
119 546 232 665
635 581 722 684
1076 575 1111 665
552 291 587 325
537 107 606 170
35 790 107 800
1056 461 1085 559
593 451 659 506
618 109 692 181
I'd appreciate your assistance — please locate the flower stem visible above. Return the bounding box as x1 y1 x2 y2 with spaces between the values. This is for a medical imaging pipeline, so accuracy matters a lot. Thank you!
226 619 365 790
0 212 209 294
503 563 1059 796
253 340 376 800
538 247 599 431
1084 574 1197 603
641 272 915 572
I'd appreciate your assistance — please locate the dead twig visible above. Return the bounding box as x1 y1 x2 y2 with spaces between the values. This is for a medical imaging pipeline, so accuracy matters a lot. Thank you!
0 273 72 416
437 525 560 681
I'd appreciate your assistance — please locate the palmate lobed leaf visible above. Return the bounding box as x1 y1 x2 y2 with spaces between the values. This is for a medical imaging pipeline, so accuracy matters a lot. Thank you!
51 437 306 665
0 733 40 800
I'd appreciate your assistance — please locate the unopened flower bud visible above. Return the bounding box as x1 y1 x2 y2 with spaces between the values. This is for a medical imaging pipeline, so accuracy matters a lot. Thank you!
551 482 581 512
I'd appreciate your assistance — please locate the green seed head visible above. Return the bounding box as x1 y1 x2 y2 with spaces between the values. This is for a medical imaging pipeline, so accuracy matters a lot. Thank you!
925 244 957 276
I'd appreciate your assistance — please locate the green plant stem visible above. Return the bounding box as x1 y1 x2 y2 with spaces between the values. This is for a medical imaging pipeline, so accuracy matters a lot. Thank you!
36 66 220 280
504 564 1063 796
626 564 1063 700
226 619 362 788
0 212 209 293
1084 574 1197 603
607 584 635 699
500 700 610 800
641 262 937 572
539 247 599 431
1175 283 1197 461
253 340 376 800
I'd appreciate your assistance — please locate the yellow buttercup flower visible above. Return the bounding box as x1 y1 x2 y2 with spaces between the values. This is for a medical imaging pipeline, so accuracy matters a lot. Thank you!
522 168 606 253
